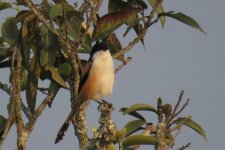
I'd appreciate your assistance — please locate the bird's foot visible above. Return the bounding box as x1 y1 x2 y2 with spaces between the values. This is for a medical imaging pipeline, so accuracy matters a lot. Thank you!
97 99 114 112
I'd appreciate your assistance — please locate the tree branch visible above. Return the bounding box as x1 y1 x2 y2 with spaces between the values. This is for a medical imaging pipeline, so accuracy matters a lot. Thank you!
23 0 60 37
114 57 132 74
88 102 116 149
25 93 55 134
0 82 32 120
11 47 26 150
177 142 191 150
0 82 11 95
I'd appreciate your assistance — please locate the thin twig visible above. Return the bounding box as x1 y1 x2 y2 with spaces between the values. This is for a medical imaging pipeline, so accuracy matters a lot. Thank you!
168 98 190 126
25 93 55 133
0 82 12 95
37 87 48 95
174 99 190 117
0 81 32 120
177 142 191 150
114 57 132 74
166 90 185 124
21 103 32 120
173 90 184 116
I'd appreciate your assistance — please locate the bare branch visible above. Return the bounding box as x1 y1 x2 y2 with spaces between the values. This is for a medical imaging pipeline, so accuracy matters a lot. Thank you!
177 142 191 150
0 82 11 95
114 57 132 74
11 47 27 150
174 99 190 118
173 90 184 116
25 93 55 133
37 87 48 95
0 81 32 120
167 91 190 125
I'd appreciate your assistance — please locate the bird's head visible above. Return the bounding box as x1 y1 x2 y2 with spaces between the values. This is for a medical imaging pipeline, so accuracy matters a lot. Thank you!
89 42 109 60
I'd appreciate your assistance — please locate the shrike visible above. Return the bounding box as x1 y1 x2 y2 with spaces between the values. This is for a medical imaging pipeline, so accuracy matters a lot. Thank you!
55 42 115 143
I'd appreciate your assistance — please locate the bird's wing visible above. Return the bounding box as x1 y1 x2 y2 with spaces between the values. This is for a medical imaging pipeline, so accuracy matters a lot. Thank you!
78 61 92 92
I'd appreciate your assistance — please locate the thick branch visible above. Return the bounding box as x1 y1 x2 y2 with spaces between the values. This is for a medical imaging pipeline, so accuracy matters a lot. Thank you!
88 102 116 150
155 123 167 150
11 48 26 150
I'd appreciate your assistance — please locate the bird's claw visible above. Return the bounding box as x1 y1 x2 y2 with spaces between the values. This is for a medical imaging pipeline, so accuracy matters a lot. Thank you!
97 99 114 111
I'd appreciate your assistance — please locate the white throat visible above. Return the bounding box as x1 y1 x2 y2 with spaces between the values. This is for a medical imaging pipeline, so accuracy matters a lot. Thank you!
91 50 114 100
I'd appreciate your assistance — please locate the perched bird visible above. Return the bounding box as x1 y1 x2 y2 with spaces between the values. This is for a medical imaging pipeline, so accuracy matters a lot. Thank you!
55 42 115 143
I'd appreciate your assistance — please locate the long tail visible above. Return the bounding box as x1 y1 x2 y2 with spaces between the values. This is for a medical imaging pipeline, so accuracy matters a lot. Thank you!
55 97 84 144
54 108 76 144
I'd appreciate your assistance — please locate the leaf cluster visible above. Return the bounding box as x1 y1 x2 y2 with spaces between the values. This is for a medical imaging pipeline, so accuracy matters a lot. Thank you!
116 91 207 150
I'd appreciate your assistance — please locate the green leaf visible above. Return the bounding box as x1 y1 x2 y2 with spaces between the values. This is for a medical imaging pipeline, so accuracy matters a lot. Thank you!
1 17 18 45
81 34 92 52
49 3 63 20
0 115 6 136
48 66 69 89
161 104 172 118
159 12 206 34
39 26 58 68
123 12 140 37
124 120 145 136
0 47 13 62
20 69 27 91
123 103 157 115
107 33 125 63
120 107 146 121
108 0 129 13
57 62 72 77
26 56 41 113
107 143 116 150
93 8 140 41
15 0 26 5
107 33 122 54
49 2 79 20
128 0 148 9
133 23 144 46
174 117 208 141
148 0 165 27
42 0 51 12
15 10 33 23
20 22 31 72
116 128 126 143
48 62 71 107
68 15 83 42
122 135 155 149
0 2 11 11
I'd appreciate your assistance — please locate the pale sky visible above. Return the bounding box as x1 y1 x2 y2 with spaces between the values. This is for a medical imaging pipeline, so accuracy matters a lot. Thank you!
0 0 224 150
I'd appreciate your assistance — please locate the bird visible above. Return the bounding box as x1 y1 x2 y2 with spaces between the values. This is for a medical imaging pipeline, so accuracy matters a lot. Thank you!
55 42 115 144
